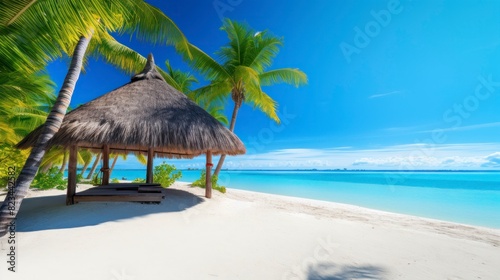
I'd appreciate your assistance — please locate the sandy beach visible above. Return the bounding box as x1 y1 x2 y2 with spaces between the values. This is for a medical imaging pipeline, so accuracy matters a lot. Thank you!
1 182 499 280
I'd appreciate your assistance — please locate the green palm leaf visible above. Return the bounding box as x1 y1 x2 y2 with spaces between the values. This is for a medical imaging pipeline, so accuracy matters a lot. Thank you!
246 90 279 123
165 60 198 93
259 68 308 87
184 43 231 81
190 81 232 104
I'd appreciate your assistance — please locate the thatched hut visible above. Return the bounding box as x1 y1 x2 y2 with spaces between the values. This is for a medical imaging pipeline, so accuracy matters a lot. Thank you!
18 54 245 204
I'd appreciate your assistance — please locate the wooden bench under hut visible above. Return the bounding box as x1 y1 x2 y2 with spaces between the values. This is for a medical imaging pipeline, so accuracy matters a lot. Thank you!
17 54 245 204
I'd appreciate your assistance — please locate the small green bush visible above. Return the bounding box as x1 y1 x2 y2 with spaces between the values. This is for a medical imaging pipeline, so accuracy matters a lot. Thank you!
111 178 120 183
91 173 101 185
153 162 182 188
32 167 67 190
132 178 146 183
76 173 84 183
192 169 226 194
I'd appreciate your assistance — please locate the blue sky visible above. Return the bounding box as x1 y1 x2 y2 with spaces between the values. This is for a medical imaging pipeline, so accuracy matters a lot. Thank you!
47 0 500 170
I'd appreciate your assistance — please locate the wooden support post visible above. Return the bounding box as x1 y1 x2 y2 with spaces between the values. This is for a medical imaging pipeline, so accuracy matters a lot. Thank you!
102 144 110 185
146 148 154 184
66 145 78 205
205 151 212 198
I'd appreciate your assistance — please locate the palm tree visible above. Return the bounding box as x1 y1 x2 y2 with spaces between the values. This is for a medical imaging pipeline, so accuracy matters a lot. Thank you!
165 60 198 92
86 153 102 180
78 149 94 177
0 0 190 237
39 147 87 175
184 19 307 176
109 153 128 176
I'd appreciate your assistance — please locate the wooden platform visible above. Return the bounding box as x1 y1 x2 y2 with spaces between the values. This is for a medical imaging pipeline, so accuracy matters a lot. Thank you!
73 183 165 203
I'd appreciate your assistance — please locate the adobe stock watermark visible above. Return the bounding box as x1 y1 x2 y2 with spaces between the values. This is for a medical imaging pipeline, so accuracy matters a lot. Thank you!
281 235 339 280
213 0 243 21
5 166 17 273
340 0 404 63
217 106 297 186
385 74 500 185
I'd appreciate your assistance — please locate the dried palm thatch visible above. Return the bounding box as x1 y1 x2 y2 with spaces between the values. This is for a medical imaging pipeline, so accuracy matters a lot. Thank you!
18 54 245 158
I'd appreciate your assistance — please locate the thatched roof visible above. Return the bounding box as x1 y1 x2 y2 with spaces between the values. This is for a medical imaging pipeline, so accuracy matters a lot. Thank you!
18 54 245 158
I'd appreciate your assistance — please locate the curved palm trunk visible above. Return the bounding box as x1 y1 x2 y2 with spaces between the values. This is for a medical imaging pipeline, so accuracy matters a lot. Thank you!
79 156 92 177
0 34 92 237
59 151 68 174
213 102 240 177
40 163 53 173
86 153 101 179
109 155 119 177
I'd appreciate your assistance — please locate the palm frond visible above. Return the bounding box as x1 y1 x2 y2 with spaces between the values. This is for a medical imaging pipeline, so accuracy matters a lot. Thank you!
248 31 283 72
116 0 191 57
0 0 37 26
259 68 308 87
189 81 232 105
219 19 253 66
183 43 231 81
0 71 55 102
89 32 181 89
245 90 280 123
79 149 94 164
0 0 191 74
165 60 198 93
40 147 66 168
135 153 147 165
206 104 229 126
234 65 262 94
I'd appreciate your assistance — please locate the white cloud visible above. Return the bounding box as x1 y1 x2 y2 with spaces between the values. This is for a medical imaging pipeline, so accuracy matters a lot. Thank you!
115 143 500 170
239 143 500 169
418 122 500 133
369 90 403 99
353 155 486 169
482 152 500 167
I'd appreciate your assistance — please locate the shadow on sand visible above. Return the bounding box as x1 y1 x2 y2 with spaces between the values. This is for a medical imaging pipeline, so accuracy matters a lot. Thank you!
15 188 204 232
307 262 387 280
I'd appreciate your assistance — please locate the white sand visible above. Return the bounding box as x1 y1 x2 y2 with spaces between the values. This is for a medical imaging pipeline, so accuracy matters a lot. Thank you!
0 182 499 280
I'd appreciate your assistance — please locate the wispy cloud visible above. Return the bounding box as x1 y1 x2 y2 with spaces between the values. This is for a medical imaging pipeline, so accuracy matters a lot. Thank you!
418 122 500 133
352 155 485 169
116 143 500 170
369 90 403 99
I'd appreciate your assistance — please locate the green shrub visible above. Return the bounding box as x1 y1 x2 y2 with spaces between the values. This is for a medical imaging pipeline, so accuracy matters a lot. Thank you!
91 173 101 185
32 167 67 190
111 178 120 183
76 173 84 183
153 162 182 188
192 169 226 194
132 178 146 183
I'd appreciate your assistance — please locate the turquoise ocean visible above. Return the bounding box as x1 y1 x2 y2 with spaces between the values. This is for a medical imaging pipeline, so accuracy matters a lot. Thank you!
100 169 500 229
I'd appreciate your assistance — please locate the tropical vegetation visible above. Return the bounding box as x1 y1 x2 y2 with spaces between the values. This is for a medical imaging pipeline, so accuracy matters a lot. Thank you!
192 169 227 194
0 2 306 238
31 167 67 190
153 162 182 188
0 0 190 237
183 19 307 176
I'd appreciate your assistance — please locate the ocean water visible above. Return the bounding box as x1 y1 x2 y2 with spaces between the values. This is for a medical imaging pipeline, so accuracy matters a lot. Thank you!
98 169 500 228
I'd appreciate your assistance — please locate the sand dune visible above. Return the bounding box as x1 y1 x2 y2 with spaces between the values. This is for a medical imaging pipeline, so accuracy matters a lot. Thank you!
1 182 499 279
